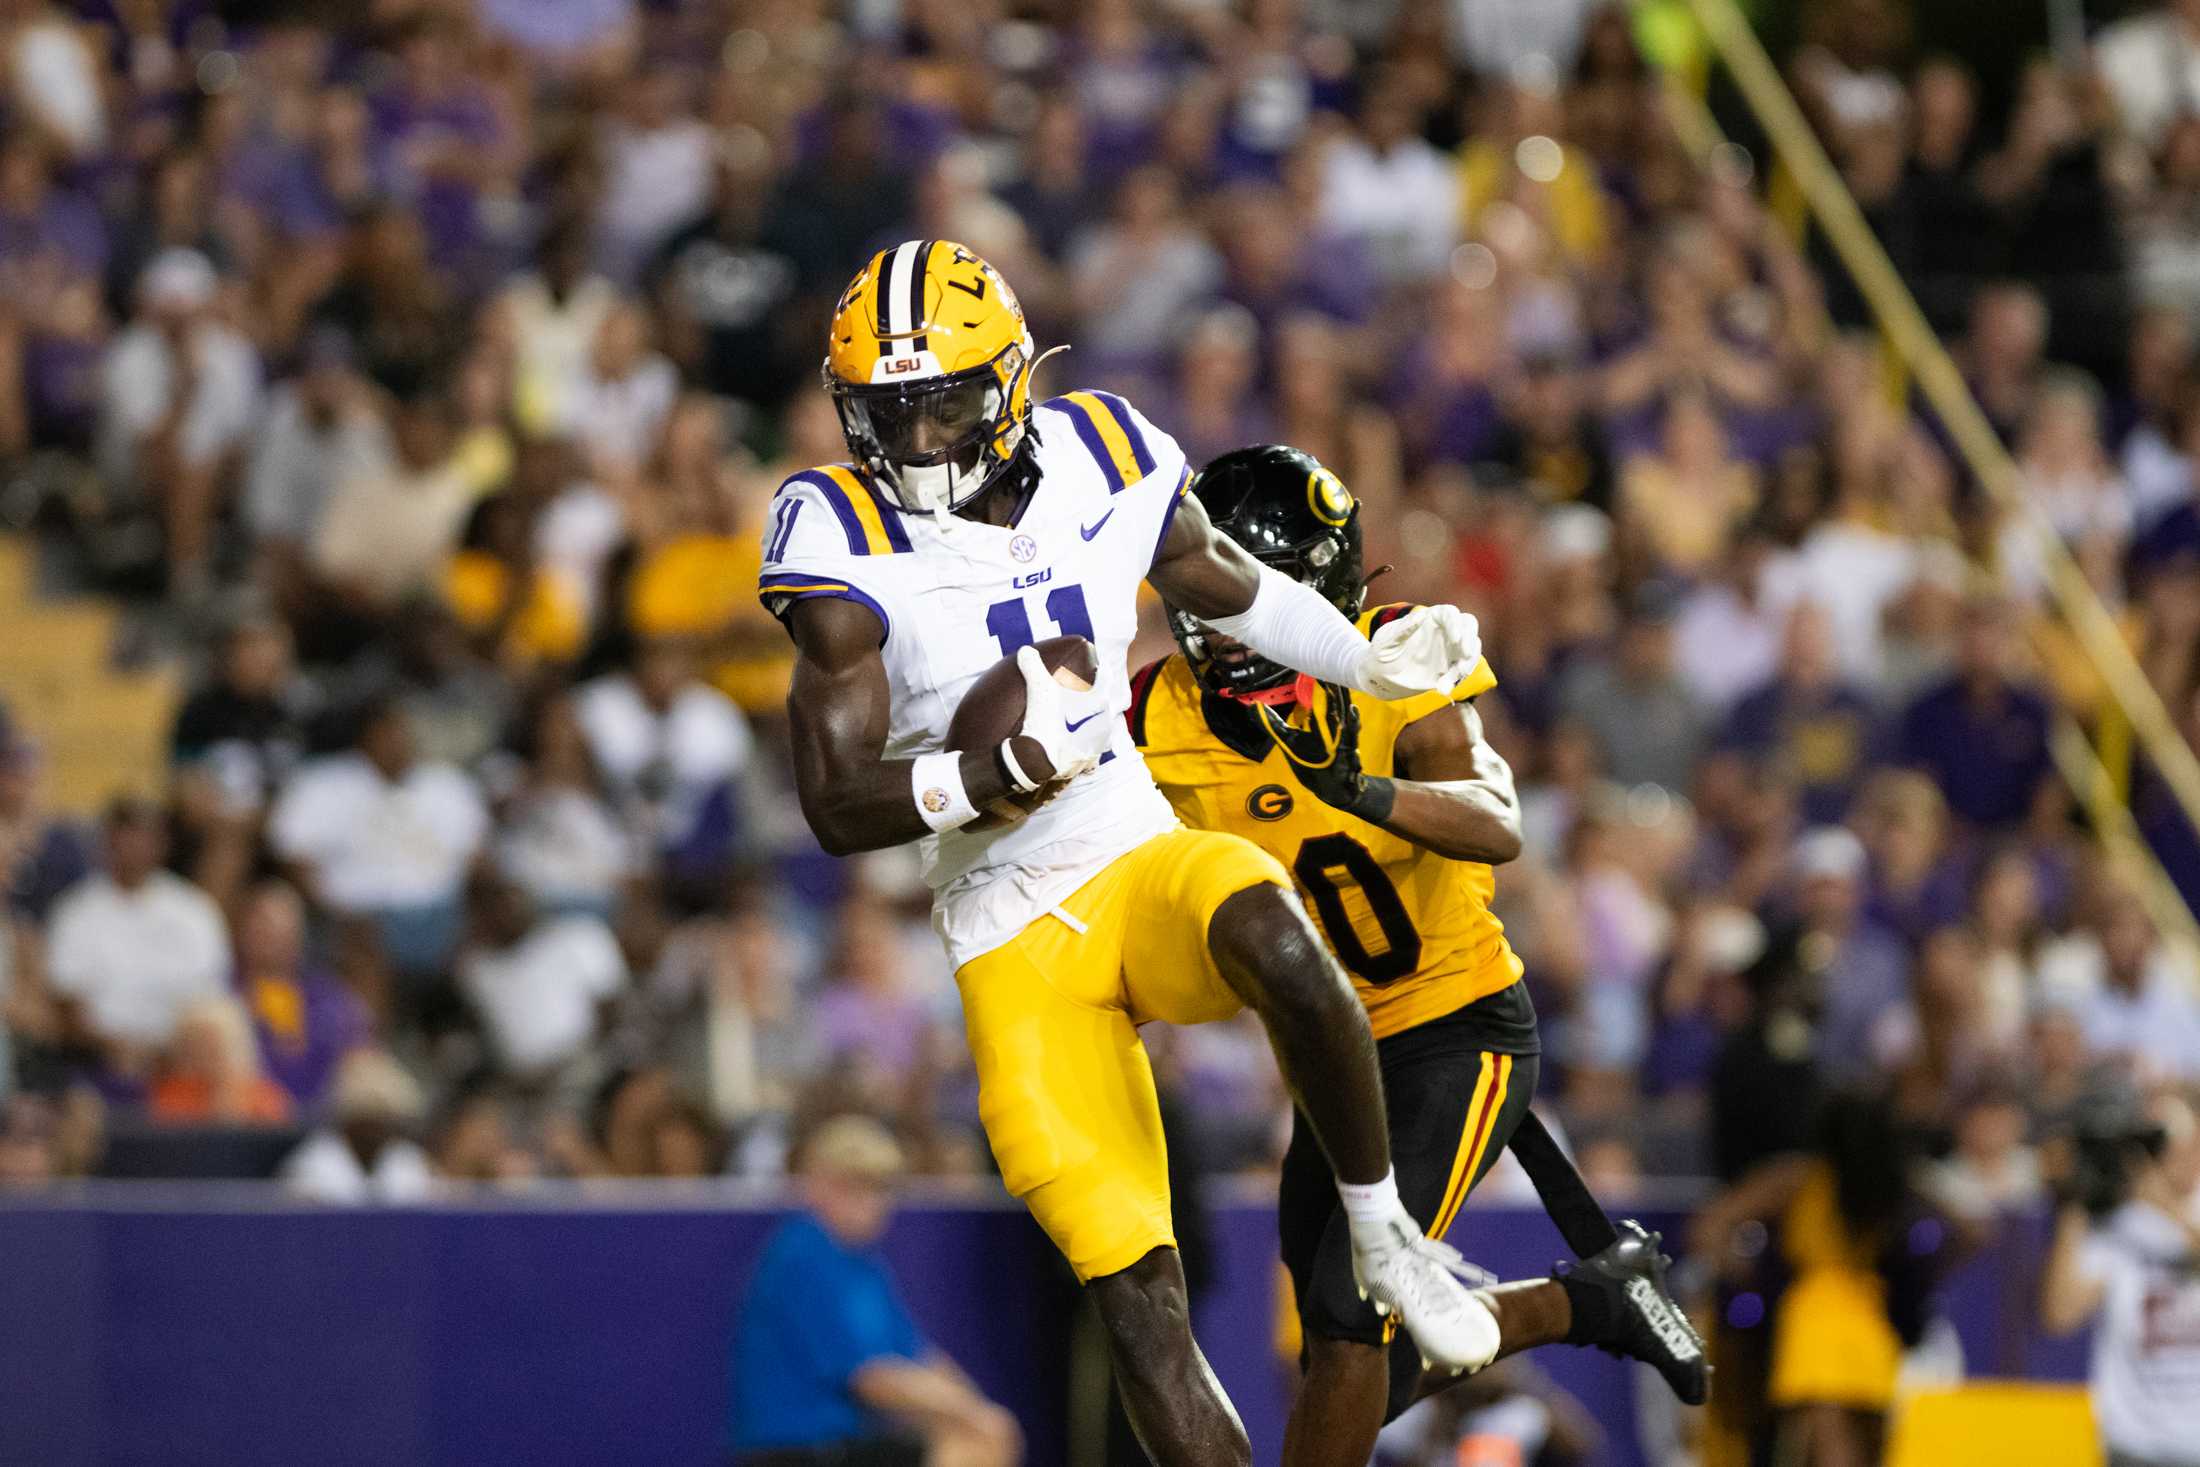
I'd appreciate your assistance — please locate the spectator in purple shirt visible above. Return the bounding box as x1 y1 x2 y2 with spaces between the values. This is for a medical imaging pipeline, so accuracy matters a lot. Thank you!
368 15 514 287
0 135 107 294
1852 770 1974 947
1391 276 1510 471
1063 0 1182 188
0 732 91 922
1000 101 1095 264
476 0 637 79
1718 602 1877 825
1165 305 1273 469
812 905 948 1091
1896 593 2055 829
1787 826 1912 1085
234 879 371 1111
1213 183 1372 348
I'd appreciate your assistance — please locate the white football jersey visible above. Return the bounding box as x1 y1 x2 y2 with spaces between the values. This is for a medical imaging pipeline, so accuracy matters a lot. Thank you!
760 390 1193 967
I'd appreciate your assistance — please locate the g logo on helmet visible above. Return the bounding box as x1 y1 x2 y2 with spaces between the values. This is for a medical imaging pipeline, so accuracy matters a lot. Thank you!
1307 468 1354 527
1247 784 1294 821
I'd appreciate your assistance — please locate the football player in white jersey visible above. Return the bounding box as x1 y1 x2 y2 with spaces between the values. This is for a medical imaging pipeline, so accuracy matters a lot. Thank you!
760 240 1507 1465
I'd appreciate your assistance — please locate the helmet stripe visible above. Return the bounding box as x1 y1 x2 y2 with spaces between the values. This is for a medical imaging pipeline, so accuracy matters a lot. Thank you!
907 239 933 354
882 241 921 357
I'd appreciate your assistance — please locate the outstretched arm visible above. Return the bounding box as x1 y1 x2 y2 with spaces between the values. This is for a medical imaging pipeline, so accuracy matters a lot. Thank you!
1146 483 1265 617
1148 492 1478 699
783 596 1044 855
2039 1205 2107 1336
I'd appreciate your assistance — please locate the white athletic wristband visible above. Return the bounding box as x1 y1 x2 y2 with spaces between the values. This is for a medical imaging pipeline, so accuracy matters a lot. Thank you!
1203 562 1373 692
911 751 980 833
997 737 1042 794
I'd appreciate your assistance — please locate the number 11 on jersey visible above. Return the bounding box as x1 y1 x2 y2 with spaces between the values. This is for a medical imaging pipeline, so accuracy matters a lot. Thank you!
986 584 1095 657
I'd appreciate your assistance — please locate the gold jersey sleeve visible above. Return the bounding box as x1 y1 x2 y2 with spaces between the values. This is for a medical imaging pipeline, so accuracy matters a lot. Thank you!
1129 605 1522 1040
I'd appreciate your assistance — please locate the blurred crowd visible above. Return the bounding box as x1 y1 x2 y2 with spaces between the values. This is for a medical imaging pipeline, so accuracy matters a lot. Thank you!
0 0 2195 1269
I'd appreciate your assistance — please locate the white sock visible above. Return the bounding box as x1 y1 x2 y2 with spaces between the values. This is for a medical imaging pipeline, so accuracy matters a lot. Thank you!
1337 1168 1408 1254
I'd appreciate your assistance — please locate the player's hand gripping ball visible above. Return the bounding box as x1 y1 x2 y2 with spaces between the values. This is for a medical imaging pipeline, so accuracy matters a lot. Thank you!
947 635 1105 829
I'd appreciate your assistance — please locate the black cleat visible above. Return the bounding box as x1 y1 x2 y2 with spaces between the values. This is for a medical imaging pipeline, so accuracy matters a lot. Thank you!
1557 1219 1710 1406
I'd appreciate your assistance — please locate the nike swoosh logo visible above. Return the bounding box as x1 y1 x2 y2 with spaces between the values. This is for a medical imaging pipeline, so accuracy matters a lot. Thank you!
1080 509 1115 540
1065 712 1102 732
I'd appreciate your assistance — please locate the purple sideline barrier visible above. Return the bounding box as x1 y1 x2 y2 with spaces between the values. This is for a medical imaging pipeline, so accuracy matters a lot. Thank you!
0 1186 2076 1467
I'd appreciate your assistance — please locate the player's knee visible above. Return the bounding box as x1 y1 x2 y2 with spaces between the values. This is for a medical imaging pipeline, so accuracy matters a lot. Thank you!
1301 1330 1386 1388
1207 884 1353 1016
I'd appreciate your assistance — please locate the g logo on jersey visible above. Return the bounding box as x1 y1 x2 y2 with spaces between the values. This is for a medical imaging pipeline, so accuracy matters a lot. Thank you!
1307 468 1353 527
1010 534 1037 563
1248 784 1294 821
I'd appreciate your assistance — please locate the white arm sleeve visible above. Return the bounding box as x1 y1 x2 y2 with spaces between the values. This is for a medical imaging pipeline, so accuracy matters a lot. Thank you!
1202 562 1372 691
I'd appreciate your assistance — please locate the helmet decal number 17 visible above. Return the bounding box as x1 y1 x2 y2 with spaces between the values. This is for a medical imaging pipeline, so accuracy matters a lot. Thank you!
985 585 1094 657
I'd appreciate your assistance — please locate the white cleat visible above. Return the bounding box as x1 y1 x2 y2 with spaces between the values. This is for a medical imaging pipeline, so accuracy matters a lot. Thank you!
1352 1221 1502 1375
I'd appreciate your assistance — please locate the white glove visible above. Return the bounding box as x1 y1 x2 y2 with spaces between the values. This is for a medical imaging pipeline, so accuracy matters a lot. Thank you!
1357 605 1482 699
1013 645 1114 785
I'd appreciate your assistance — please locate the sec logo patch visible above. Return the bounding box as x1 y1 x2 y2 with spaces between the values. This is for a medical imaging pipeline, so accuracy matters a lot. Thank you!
1010 534 1038 563
1247 784 1294 821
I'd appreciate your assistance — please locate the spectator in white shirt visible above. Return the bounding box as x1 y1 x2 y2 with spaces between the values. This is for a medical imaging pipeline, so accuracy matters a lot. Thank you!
495 692 636 920
2041 1093 2200 1467
458 872 628 1085
44 798 229 1076
280 1048 435 1204
2042 887 2200 1085
562 301 678 481
495 215 619 435
2095 0 2200 150
1317 67 1459 287
243 327 394 602
1066 165 1223 371
576 637 752 897
593 68 711 284
96 248 263 600
267 695 488 984
309 392 475 612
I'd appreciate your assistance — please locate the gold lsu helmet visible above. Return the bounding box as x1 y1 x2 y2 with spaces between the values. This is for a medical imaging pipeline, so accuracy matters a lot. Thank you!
824 240 1039 515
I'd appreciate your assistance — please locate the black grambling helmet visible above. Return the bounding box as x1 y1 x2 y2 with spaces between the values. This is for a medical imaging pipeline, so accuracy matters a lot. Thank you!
1169 445 1364 702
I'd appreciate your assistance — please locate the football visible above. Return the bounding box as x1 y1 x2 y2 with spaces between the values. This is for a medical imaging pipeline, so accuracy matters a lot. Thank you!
947 635 1101 828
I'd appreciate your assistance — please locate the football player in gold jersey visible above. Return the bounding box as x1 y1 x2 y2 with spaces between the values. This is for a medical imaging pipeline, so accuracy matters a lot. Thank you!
1132 446 1707 1465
